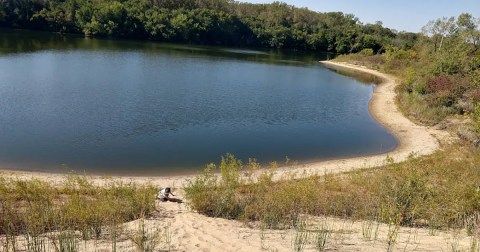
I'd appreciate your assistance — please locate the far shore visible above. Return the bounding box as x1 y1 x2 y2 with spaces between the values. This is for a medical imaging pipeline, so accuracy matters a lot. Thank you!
0 61 453 186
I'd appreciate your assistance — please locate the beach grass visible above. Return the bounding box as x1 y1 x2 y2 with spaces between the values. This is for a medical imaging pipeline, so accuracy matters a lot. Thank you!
0 175 158 250
185 144 480 232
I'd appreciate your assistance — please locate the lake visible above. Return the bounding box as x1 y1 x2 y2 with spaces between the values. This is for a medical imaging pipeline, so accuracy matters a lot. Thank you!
0 29 397 175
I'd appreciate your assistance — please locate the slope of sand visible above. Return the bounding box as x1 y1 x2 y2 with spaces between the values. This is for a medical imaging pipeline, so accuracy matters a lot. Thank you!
5 204 475 252
1 61 462 251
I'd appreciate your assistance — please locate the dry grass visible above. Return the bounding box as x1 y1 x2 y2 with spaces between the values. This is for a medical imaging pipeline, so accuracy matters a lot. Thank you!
185 145 480 232
0 175 158 251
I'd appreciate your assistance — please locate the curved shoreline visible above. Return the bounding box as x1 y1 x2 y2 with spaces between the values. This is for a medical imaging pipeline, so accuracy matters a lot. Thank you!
0 61 451 185
275 61 451 178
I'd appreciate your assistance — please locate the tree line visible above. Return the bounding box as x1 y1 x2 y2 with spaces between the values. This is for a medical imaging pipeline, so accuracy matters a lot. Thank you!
338 13 480 142
0 0 416 53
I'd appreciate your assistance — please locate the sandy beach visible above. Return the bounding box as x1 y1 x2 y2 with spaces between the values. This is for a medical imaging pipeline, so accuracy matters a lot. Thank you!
1 61 463 251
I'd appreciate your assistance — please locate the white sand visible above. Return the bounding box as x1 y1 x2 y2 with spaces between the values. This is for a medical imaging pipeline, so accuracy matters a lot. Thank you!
1 61 463 252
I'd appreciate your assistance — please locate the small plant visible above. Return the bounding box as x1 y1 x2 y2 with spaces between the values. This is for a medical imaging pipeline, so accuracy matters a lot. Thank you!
110 220 122 252
160 222 173 252
467 212 480 252
291 217 308 252
130 218 161 252
386 222 400 252
362 220 374 241
259 221 267 250
314 223 329 252
2 220 18 252
470 236 479 252
25 234 47 252
292 230 308 252
51 230 77 252
428 214 441 236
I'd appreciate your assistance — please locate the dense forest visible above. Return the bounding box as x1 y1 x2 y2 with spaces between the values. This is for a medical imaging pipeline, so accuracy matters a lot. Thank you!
337 13 480 144
0 0 414 53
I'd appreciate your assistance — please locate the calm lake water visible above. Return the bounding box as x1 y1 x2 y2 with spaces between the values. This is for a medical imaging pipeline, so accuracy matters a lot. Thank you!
0 29 397 175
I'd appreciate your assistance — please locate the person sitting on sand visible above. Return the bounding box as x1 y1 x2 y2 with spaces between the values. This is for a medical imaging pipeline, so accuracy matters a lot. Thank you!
158 187 175 202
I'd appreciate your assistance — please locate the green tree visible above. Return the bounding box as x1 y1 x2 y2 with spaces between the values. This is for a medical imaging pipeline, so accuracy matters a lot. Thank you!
144 8 172 40
0 0 419 53
457 13 480 54
422 17 457 52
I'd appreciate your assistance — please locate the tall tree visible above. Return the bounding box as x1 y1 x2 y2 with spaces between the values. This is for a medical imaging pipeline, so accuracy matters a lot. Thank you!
422 17 457 52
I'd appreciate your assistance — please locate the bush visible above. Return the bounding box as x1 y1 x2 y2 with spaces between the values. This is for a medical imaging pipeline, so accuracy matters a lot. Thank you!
425 75 467 107
379 162 429 226
403 67 416 86
474 103 480 132
426 75 454 93
397 91 454 124
472 69 480 88
385 46 417 61
430 56 462 76
183 164 219 216
184 154 245 219
359 48 374 56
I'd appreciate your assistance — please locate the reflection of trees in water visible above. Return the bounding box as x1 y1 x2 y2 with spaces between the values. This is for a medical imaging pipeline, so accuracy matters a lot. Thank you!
324 67 382 85
0 29 331 66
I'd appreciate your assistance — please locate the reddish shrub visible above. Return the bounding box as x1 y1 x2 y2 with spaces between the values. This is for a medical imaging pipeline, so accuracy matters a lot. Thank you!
426 75 455 93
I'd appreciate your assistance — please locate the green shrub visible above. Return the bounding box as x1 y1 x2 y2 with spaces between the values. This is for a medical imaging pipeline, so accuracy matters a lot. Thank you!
472 69 480 88
401 67 416 92
184 164 218 216
359 48 374 56
184 154 245 219
430 55 462 76
220 153 241 189
379 162 429 226
385 46 416 61
397 91 455 124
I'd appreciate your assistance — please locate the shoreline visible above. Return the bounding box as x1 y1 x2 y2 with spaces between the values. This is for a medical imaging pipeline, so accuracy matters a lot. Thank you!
0 61 452 186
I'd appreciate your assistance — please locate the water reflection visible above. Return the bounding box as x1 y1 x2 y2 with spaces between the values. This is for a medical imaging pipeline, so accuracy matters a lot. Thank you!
0 29 333 66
